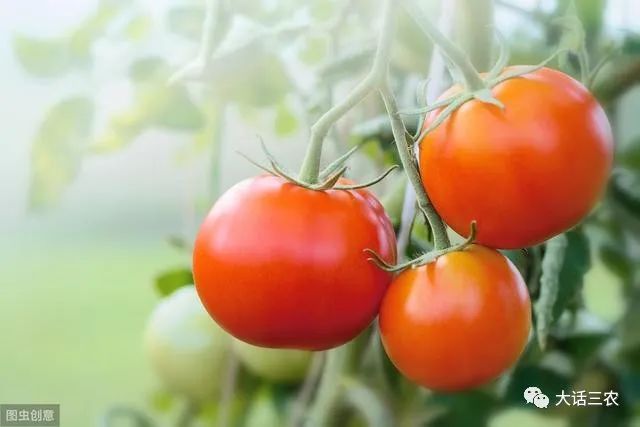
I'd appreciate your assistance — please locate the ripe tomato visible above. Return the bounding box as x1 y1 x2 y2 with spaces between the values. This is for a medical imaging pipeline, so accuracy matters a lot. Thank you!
379 245 531 391
145 286 231 401
419 67 613 249
233 339 311 383
193 174 396 351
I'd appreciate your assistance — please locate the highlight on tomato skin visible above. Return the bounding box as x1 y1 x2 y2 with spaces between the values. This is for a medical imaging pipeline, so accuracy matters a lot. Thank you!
379 245 531 392
193 174 397 351
419 67 614 250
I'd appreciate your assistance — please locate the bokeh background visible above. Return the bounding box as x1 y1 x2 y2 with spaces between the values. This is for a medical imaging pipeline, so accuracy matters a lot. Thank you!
1 0 640 426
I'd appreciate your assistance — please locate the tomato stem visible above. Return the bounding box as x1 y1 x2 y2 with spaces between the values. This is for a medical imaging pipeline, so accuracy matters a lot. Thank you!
454 0 495 72
402 0 487 92
288 352 326 427
307 335 370 427
298 0 396 184
366 221 476 272
379 84 451 251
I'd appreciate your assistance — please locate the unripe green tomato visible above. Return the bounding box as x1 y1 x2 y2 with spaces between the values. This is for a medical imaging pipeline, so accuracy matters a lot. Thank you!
145 286 231 401
232 339 312 384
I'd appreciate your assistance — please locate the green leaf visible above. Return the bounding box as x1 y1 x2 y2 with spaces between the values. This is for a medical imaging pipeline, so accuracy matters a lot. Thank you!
610 169 640 218
91 108 146 153
274 101 298 136
430 390 498 427
504 365 571 405
29 97 94 210
599 242 633 281
552 230 590 320
558 332 610 368
535 234 569 350
154 268 193 297
12 36 71 77
618 138 640 170
534 230 590 349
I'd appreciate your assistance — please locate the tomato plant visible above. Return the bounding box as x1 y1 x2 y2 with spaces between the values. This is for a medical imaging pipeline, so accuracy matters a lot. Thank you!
16 0 639 425
193 174 396 351
379 245 531 391
144 286 231 401
419 67 613 249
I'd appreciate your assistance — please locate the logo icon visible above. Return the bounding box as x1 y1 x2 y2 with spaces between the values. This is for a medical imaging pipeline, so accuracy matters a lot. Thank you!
534 393 550 408
524 386 549 408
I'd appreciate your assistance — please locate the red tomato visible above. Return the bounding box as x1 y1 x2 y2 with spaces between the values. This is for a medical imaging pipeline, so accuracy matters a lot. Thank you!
193 175 396 351
379 245 531 391
419 67 613 249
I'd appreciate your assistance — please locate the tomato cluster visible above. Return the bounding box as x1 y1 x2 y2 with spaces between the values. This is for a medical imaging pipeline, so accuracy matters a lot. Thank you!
193 67 612 392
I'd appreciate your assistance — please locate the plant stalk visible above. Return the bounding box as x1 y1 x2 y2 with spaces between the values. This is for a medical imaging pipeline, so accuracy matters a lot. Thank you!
379 84 450 250
402 0 486 91
454 0 495 72
297 0 396 184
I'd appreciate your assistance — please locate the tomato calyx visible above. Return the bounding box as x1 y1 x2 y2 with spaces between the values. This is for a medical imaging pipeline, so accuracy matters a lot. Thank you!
239 137 398 191
366 220 477 273
397 5 569 143
404 45 566 143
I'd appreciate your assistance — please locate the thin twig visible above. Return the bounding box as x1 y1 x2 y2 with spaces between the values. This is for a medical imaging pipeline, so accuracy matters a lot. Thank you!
288 352 326 427
169 0 221 85
379 84 450 250
298 0 397 183
216 351 240 427
395 0 456 257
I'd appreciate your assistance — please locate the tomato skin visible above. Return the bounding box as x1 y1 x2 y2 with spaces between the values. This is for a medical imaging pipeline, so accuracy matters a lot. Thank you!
419 67 613 249
193 175 396 351
379 245 531 391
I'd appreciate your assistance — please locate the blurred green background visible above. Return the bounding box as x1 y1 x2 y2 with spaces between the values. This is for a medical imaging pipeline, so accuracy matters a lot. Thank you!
1 0 640 426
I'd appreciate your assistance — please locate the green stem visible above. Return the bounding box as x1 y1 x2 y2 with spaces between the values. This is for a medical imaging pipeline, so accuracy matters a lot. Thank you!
454 0 495 72
298 0 396 184
306 334 370 427
209 101 226 202
305 346 351 427
379 84 450 250
341 377 394 427
288 352 326 427
298 77 376 183
402 0 486 91
216 351 239 427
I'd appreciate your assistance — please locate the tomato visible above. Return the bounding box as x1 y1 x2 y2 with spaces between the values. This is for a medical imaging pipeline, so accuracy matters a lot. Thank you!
144 286 231 401
193 174 396 351
419 67 613 249
379 245 531 391
233 339 312 383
